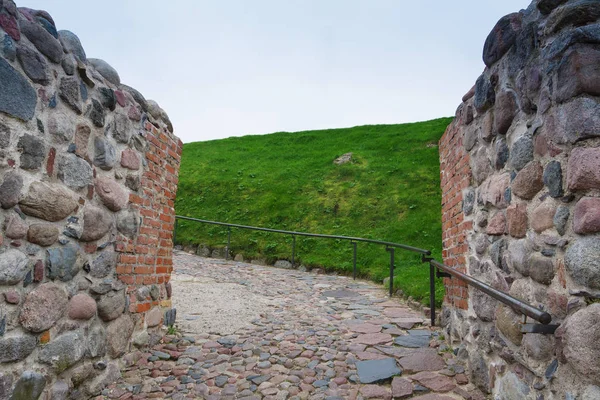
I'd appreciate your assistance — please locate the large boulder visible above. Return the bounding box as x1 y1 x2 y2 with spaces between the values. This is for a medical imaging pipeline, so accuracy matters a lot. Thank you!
558 304 600 382
483 13 522 67
19 182 77 222
20 283 68 332
19 18 63 63
38 331 86 372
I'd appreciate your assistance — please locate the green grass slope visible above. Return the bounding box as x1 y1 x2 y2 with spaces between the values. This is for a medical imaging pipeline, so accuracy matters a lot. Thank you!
175 117 453 306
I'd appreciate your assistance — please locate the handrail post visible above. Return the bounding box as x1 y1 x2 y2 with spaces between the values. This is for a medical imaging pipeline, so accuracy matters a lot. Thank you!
389 247 395 297
429 262 436 326
173 218 178 247
352 241 357 280
226 227 231 260
292 235 296 267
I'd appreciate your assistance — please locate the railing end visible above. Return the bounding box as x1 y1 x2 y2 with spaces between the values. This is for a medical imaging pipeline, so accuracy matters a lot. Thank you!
539 312 552 325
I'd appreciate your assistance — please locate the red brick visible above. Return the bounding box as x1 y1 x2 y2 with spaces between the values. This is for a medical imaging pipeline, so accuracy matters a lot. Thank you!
136 302 151 313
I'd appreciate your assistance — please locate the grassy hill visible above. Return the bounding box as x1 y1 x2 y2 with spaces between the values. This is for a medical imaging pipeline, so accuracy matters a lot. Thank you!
174 117 453 306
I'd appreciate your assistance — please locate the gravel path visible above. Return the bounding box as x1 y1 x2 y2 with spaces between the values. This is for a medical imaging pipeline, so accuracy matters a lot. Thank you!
98 251 485 400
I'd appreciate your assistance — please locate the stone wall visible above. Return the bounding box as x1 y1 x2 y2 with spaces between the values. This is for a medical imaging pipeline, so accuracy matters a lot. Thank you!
439 0 600 398
0 1 182 398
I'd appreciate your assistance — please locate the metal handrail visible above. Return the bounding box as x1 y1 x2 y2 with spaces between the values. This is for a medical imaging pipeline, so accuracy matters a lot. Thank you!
175 216 431 254
174 215 553 328
174 215 430 297
426 259 552 325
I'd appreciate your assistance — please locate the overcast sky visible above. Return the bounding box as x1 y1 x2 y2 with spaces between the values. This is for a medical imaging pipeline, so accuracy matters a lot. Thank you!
24 1 528 143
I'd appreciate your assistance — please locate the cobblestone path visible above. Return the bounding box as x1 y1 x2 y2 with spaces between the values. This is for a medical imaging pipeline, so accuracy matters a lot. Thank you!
99 251 485 400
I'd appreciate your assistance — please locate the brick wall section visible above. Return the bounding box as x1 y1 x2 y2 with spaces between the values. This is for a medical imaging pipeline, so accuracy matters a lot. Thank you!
439 118 472 310
116 120 183 315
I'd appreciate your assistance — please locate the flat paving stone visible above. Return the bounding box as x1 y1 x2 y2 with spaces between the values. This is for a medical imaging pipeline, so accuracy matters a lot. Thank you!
349 323 382 334
392 376 413 398
394 335 431 348
321 290 359 298
408 329 433 336
355 333 393 345
356 358 402 383
399 351 446 373
95 251 483 400
411 371 457 392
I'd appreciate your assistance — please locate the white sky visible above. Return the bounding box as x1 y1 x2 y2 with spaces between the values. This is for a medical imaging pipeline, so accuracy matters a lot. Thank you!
24 1 529 143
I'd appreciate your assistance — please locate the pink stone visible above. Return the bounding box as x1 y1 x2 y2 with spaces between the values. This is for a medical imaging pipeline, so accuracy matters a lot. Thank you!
568 147 600 191
121 149 140 170
556 47 600 102
534 133 548 157
349 323 381 334
531 201 557 233
479 173 510 208
20 283 69 332
128 105 142 121
114 90 127 107
392 377 413 398
75 125 91 160
360 384 391 399
486 211 506 235
455 374 469 385
4 290 20 304
146 307 162 327
398 352 446 373
494 91 517 135
410 371 456 393
67 293 97 320
512 161 544 200
573 197 600 234
33 259 44 282
4 215 28 239
354 333 393 346
506 203 527 238
382 327 405 335
0 13 20 41
95 177 129 211
356 351 388 360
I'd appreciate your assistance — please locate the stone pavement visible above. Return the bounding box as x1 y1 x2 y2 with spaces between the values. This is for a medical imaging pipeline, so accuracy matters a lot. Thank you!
98 251 486 400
